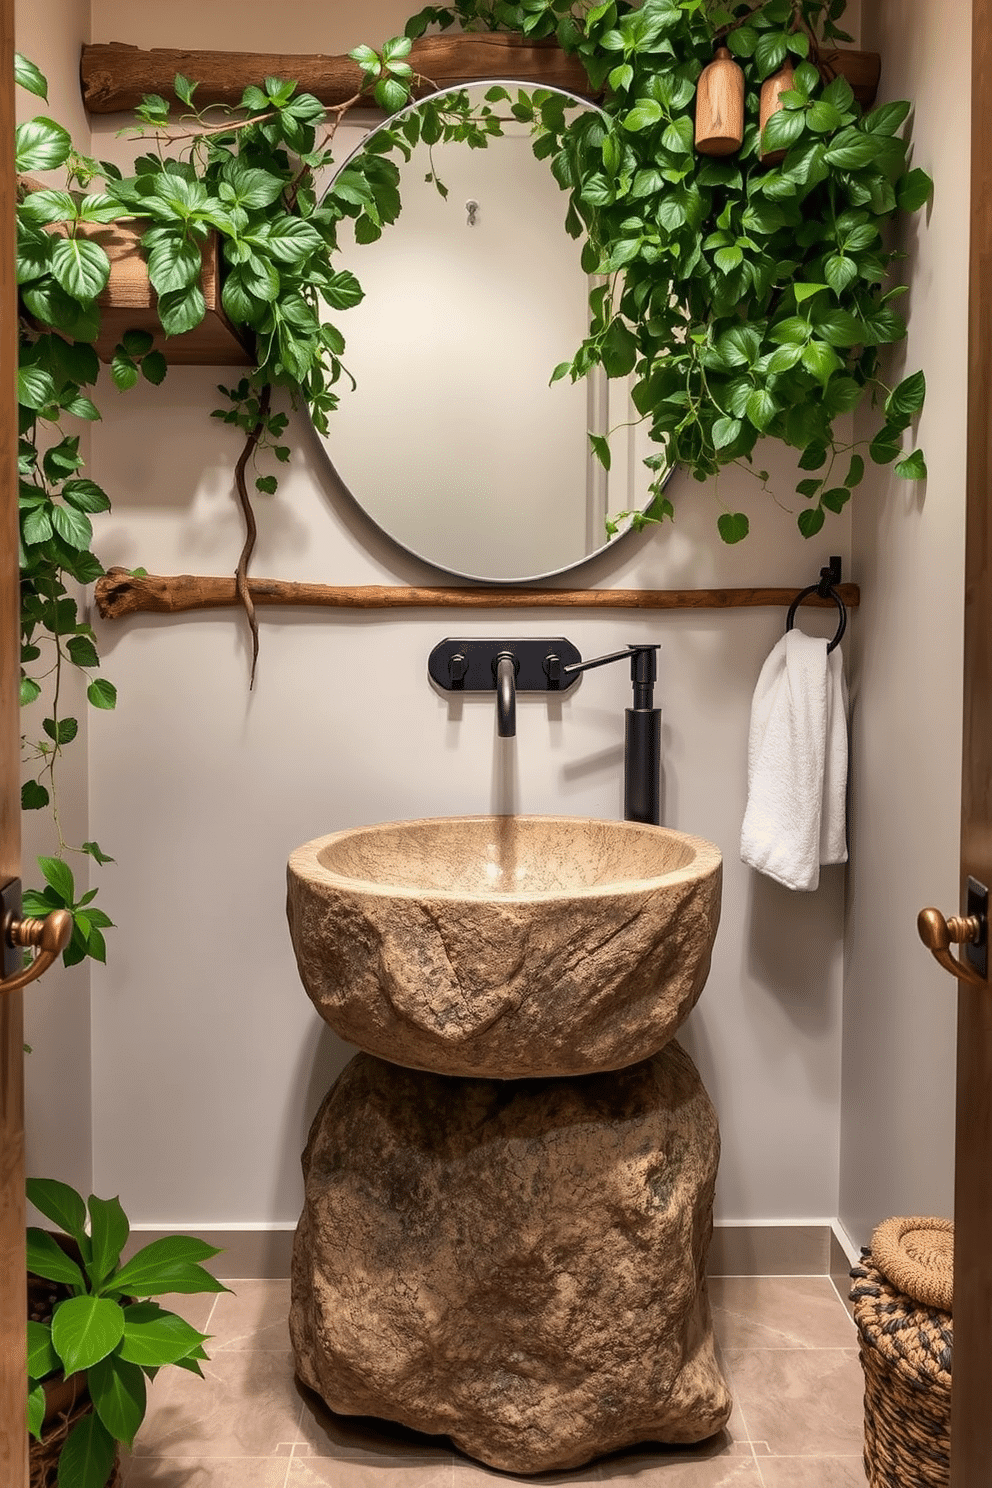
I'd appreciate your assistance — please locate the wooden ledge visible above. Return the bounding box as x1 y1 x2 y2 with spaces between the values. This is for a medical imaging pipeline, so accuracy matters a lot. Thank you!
80 37 879 115
94 569 861 620
80 36 594 114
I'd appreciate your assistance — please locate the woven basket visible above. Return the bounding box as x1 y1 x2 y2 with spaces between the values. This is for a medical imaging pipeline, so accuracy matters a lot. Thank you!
850 1217 953 1488
29 1400 122 1488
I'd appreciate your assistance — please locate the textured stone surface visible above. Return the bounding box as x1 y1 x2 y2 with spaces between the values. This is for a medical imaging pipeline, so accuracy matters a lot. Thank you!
287 815 722 1077
290 1044 731 1474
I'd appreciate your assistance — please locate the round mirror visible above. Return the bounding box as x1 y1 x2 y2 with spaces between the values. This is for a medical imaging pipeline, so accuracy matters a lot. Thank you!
310 82 673 584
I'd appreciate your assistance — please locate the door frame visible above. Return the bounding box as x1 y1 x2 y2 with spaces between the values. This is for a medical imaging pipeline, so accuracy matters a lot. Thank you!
953 0 992 1479
0 0 27 1481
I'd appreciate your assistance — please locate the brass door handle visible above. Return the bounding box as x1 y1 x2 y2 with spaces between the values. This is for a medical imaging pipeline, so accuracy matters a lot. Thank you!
917 907 987 988
1 908 73 995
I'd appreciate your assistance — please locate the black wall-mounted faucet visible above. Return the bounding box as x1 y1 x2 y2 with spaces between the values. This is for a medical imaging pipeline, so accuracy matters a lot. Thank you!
428 639 583 739
427 637 661 823
561 645 662 825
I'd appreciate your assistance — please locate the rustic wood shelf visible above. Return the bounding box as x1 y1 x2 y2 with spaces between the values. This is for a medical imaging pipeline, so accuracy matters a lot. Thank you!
88 225 252 366
94 569 861 620
21 175 253 365
79 38 879 115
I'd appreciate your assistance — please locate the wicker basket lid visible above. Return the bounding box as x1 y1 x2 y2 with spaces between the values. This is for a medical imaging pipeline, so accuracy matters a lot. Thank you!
870 1216 953 1314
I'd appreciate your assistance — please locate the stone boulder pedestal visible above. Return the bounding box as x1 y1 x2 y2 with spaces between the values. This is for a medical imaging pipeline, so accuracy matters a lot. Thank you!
290 1043 731 1474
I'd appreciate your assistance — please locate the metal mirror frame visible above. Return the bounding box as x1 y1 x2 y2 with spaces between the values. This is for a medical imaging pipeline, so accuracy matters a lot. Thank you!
309 79 676 585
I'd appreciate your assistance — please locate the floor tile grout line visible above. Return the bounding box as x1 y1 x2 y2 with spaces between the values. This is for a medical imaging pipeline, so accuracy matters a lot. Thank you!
718 1346 764 1485
828 1271 858 1318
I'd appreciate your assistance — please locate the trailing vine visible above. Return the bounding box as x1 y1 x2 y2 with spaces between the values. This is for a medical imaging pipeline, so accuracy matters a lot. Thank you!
404 0 932 542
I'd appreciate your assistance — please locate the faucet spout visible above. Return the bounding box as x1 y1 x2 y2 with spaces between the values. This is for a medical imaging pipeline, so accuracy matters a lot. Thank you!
494 652 517 737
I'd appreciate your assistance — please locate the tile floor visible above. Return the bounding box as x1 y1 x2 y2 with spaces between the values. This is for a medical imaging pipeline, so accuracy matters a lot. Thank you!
122 1274 867 1487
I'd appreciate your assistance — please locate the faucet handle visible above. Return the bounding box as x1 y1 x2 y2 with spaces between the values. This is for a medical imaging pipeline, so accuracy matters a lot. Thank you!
448 652 469 684
543 652 562 685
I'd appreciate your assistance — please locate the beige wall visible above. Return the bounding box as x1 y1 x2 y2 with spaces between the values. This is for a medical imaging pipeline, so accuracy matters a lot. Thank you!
77 0 854 1232
839 0 966 1246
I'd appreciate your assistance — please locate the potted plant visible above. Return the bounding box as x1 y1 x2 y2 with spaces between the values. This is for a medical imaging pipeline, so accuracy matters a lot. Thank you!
26 1177 227 1488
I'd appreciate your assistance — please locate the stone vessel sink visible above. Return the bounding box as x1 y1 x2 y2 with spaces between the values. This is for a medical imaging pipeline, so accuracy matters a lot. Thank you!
287 815 722 1079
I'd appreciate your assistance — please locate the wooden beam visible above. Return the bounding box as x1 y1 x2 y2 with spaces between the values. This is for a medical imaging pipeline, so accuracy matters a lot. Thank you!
94 568 860 620
79 37 879 116
80 35 594 114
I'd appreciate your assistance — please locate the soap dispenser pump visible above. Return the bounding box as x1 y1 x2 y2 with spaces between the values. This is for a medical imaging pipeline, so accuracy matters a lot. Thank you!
562 644 662 825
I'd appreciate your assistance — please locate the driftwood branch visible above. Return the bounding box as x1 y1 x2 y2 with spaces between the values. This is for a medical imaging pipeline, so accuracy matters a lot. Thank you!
79 38 879 115
95 569 860 620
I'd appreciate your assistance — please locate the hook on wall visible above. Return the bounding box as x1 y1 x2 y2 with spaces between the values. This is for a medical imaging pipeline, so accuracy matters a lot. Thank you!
786 556 848 653
465 199 479 226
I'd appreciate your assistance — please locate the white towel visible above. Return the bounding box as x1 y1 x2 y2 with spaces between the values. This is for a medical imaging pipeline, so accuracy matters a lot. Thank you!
740 629 848 892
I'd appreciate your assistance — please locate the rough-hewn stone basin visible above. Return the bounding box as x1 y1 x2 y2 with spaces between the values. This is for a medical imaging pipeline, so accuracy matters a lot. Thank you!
287 815 722 1078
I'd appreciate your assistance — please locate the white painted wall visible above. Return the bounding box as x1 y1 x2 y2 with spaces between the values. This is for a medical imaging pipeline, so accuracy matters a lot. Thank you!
27 0 871 1235
839 1 965 1246
17 0 94 1200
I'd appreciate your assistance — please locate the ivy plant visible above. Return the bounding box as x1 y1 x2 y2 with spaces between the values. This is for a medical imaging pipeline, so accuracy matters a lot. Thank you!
16 51 123 966
404 0 932 543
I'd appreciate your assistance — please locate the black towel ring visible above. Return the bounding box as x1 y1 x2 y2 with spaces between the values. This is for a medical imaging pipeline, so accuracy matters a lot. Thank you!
786 557 847 653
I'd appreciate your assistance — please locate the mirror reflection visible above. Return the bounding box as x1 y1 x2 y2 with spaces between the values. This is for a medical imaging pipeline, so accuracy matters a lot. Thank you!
311 83 672 583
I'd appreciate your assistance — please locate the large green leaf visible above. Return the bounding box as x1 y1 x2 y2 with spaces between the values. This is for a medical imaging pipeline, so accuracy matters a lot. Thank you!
15 53 48 100
26 1228 85 1289
51 1295 125 1374
50 237 111 301
829 136 887 173
19 189 76 226
27 1177 88 1245
601 318 637 378
66 635 100 668
718 511 750 544
62 479 111 514
87 679 118 711
146 237 202 296
51 503 93 551
623 98 663 132
17 366 57 412
111 1235 225 1298
252 218 323 263
88 1194 129 1290
896 167 933 212
88 1352 146 1448
222 165 285 209
745 387 778 431
895 448 928 479
27 1320 58 1382
56 1411 116 1488
28 1382 46 1441
886 370 926 421
14 116 71 172
157 285 206 336
120 1303 210 1366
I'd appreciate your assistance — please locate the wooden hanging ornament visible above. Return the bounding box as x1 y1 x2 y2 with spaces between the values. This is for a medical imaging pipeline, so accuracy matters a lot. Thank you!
694 46 744 156
759 61 796 164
